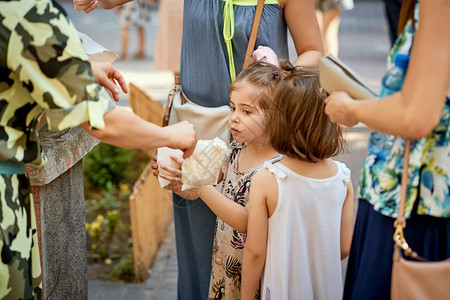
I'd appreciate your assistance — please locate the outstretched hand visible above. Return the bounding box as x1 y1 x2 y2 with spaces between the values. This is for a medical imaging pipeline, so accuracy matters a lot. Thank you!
163 121 197 159
90 62 128 102
73 0 98 13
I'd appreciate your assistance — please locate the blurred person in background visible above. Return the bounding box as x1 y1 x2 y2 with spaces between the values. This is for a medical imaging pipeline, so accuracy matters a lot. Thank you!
315 0 354 56
115 0 152 60
154 0 183 74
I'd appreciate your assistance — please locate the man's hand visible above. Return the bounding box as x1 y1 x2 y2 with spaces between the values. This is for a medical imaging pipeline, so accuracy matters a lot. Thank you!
163 121 197 159
90 62 128 102
73 0 98 13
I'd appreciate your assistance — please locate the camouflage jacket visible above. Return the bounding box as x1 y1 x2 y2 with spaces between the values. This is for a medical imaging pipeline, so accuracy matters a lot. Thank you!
0 0 115 166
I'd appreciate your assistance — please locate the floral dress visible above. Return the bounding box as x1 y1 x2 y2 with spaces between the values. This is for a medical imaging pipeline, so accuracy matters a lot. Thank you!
208 142 283 300
358 3 450 219
116 0 151 28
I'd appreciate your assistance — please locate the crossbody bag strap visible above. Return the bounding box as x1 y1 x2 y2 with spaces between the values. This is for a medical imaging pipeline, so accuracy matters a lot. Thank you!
243 0 265 70
163 76 182 127
392 138 424 260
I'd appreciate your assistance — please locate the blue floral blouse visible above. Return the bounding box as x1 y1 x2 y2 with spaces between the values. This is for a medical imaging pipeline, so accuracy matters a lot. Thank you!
358 4 450 218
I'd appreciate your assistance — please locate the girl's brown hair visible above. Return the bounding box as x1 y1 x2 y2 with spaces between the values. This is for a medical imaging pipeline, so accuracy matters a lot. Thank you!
229 62 283 112
266 65 345 162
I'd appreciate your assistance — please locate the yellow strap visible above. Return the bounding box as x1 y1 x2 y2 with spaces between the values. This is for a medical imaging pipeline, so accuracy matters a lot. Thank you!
223 0 279 82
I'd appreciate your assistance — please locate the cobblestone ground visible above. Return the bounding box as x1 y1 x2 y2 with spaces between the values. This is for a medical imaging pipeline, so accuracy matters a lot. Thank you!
61 0 390 298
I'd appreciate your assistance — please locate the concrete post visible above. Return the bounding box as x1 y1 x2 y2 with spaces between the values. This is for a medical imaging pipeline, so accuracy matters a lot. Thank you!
28 126 99 300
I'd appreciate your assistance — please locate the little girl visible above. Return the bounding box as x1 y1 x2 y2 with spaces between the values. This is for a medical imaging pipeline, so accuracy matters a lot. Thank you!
158 62 284 299
241 65 354 300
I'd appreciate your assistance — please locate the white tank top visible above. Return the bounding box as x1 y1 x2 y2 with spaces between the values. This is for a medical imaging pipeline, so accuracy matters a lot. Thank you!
261 160 351 300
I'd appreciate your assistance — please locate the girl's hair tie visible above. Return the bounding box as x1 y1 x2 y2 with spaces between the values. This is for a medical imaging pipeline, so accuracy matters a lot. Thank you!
273 70 279 79
294 66 298 71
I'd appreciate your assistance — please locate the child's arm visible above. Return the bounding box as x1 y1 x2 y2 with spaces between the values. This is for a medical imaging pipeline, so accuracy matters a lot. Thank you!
242 170 272 300
340 182 354 259
157 156 250 232
198 186 249 232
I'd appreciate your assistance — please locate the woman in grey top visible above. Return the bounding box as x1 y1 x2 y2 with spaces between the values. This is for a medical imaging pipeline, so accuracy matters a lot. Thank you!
74 1 323 299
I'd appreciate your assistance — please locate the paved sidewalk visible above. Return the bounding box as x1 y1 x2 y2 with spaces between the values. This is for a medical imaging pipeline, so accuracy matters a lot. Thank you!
88 223 177 300
61 0 390 299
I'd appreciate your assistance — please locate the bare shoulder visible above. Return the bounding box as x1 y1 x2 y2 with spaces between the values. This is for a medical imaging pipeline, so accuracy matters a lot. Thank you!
251 169 277 197
252 168 277 188
251 168 279 215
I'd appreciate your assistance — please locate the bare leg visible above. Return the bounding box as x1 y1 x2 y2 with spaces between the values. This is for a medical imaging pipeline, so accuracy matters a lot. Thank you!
135 26 146 58
322 8 341 56
315 10 325 53
315 10 324 32
121 26 130 60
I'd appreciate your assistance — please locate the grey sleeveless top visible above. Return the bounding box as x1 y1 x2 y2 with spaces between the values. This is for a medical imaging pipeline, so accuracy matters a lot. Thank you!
180 0 288 107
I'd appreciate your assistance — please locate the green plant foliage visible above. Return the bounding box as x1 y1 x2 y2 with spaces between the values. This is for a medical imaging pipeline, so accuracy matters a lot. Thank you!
95 181 119 211
106 210 121 238
84 143 149 282
83 143 138 190
85 209 123 260
110 254 135 282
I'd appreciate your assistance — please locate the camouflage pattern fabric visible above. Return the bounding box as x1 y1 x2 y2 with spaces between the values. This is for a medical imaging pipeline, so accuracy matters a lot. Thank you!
0 0 115 298
0 174 42 300
0 0 115 167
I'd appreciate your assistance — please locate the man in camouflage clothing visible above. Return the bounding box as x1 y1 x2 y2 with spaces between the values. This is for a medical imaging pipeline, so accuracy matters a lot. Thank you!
0 0 117 298
0 0 196 298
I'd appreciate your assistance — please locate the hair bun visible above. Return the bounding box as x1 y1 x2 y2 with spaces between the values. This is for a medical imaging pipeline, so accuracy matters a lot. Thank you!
279 59 296 72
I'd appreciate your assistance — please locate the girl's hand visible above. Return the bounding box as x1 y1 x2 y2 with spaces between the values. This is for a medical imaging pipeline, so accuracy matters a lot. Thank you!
158 154 183 187
324 91 359 127
158 155 202 200
151 154 182 183
151 155 159 177
73 0 98 13
252 46 280 67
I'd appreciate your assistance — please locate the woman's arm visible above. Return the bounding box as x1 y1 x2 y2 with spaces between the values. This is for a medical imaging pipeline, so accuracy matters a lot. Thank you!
280 0 324 66
81 107 197 158
340 182 354 259
73 0 131 12
241 171 271 300
325 0 450 139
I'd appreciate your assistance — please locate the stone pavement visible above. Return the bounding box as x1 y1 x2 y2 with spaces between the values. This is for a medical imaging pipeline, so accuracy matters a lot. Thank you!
88 223 178 300
61 0 391 299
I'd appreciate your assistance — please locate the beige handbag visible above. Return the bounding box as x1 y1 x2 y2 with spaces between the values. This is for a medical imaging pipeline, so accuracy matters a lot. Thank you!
318 54 378 99
162 0 265 140
163 77 231 140
391 138 450 300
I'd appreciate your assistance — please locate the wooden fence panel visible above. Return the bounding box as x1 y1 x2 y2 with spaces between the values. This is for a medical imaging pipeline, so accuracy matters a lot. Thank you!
128 83 173 281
